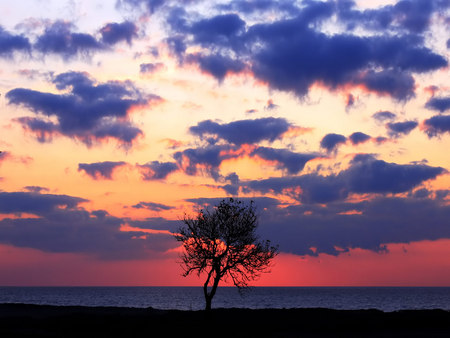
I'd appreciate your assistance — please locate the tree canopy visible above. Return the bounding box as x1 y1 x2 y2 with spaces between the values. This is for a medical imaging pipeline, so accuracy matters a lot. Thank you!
174 198 278 310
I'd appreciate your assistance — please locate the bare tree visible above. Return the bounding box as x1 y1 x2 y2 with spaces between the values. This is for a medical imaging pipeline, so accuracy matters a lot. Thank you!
174 198 278 311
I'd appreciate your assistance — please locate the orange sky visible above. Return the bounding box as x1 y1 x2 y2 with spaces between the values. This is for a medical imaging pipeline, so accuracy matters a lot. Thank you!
0 0 449 286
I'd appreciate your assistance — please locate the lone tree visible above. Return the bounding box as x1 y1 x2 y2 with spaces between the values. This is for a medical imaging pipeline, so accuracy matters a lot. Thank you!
174 198 278 311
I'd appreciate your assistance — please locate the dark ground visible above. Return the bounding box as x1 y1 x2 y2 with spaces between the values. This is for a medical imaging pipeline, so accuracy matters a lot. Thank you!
0 303 449 337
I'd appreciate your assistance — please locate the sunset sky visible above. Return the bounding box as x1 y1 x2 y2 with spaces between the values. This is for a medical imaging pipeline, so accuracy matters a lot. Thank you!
0 0 449 286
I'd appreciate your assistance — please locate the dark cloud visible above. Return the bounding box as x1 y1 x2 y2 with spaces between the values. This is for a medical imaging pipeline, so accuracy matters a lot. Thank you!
137 161 178 180
0 191 176 259
190 13 246 47
425 96 450 113
187 53 246 82
355 69 415 100
0 26 31 56
436 189 450 200
386 120 418 137
189 117 292 145
14 117 58 143
217 0 299 15
140 62 164 74
167 1 447 99
100 21 138 45
411 187 431 198
182 192 450 256
23 186 50 193
372 110 397 122
117 0 166 14
250 147 319 175
348 132 371 145
240 155 445 204
248 22 445 99
185 196 281 211
132 201 175 211
337 0 449 34
78 161 127 180
35 21 103 58
320 133 347 152
258 196 450 256
0 191 87 215
423 114 450 137
6 71 159 146
173 144 232 180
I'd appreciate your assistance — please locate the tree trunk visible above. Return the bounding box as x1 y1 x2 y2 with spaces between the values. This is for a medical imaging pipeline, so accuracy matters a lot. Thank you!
205 296 212 311
203 266 221 311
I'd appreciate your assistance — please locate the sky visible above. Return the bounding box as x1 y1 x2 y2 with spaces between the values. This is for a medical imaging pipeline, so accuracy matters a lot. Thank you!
0 0 449 286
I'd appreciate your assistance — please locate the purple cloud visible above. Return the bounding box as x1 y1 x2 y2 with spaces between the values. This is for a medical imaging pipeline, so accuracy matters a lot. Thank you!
189 117 292 145
238 154 445 204
0 26 30 56
100 21 138 45
137 161 178 180
132 201 175 211
386 120 418 137
348 132 371 145
320 133 347 152
425 96 450 113
78 161 127 180
423 115 450 137
6 71 159 146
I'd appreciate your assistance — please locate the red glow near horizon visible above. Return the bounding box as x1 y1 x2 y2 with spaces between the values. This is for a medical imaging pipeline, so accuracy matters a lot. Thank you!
1 239 449 286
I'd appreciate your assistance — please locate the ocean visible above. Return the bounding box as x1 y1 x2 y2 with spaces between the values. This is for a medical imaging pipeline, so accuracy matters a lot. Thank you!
0 287 449 312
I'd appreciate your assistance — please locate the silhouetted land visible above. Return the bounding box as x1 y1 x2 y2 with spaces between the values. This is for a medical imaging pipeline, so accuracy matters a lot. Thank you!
1 303 450 337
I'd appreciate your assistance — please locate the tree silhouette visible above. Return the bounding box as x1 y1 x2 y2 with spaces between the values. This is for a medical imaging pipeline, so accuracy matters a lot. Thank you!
174 198 278 311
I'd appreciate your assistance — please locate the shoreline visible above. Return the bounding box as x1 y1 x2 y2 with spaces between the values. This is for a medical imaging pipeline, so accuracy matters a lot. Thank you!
1 303 450 337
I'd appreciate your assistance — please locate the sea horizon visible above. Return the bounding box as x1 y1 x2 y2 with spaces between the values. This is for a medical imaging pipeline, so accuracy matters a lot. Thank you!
1 286 449 312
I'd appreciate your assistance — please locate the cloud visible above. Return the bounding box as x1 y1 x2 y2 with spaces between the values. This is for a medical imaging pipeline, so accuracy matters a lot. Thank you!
140 62 164 74
187 52 246 81
117 0 166 14
320 133 347 152
337 0 449 34
78 161 127 180
217 0 299 15
0 191 177 259
250 147 319 175
372 110 397 122
173 144 233 180
6 71 160 146
190 13 246 48
189 117 293 145
423 115 450 137
386 120 418 137
34 21 103 58
354 69 415 100
137 161 178 180
185 196 281 211
425 96 450 113
0 26 31 56
348 132 371 145
248 21 445 99
23 186 50 193
167 1 447 99
345 93 356 110
0 151 11 164
0 191 87 215
257 195 450 256
132 201 175 211
264 99 278 111
100 21 138 45
240 154 445 204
